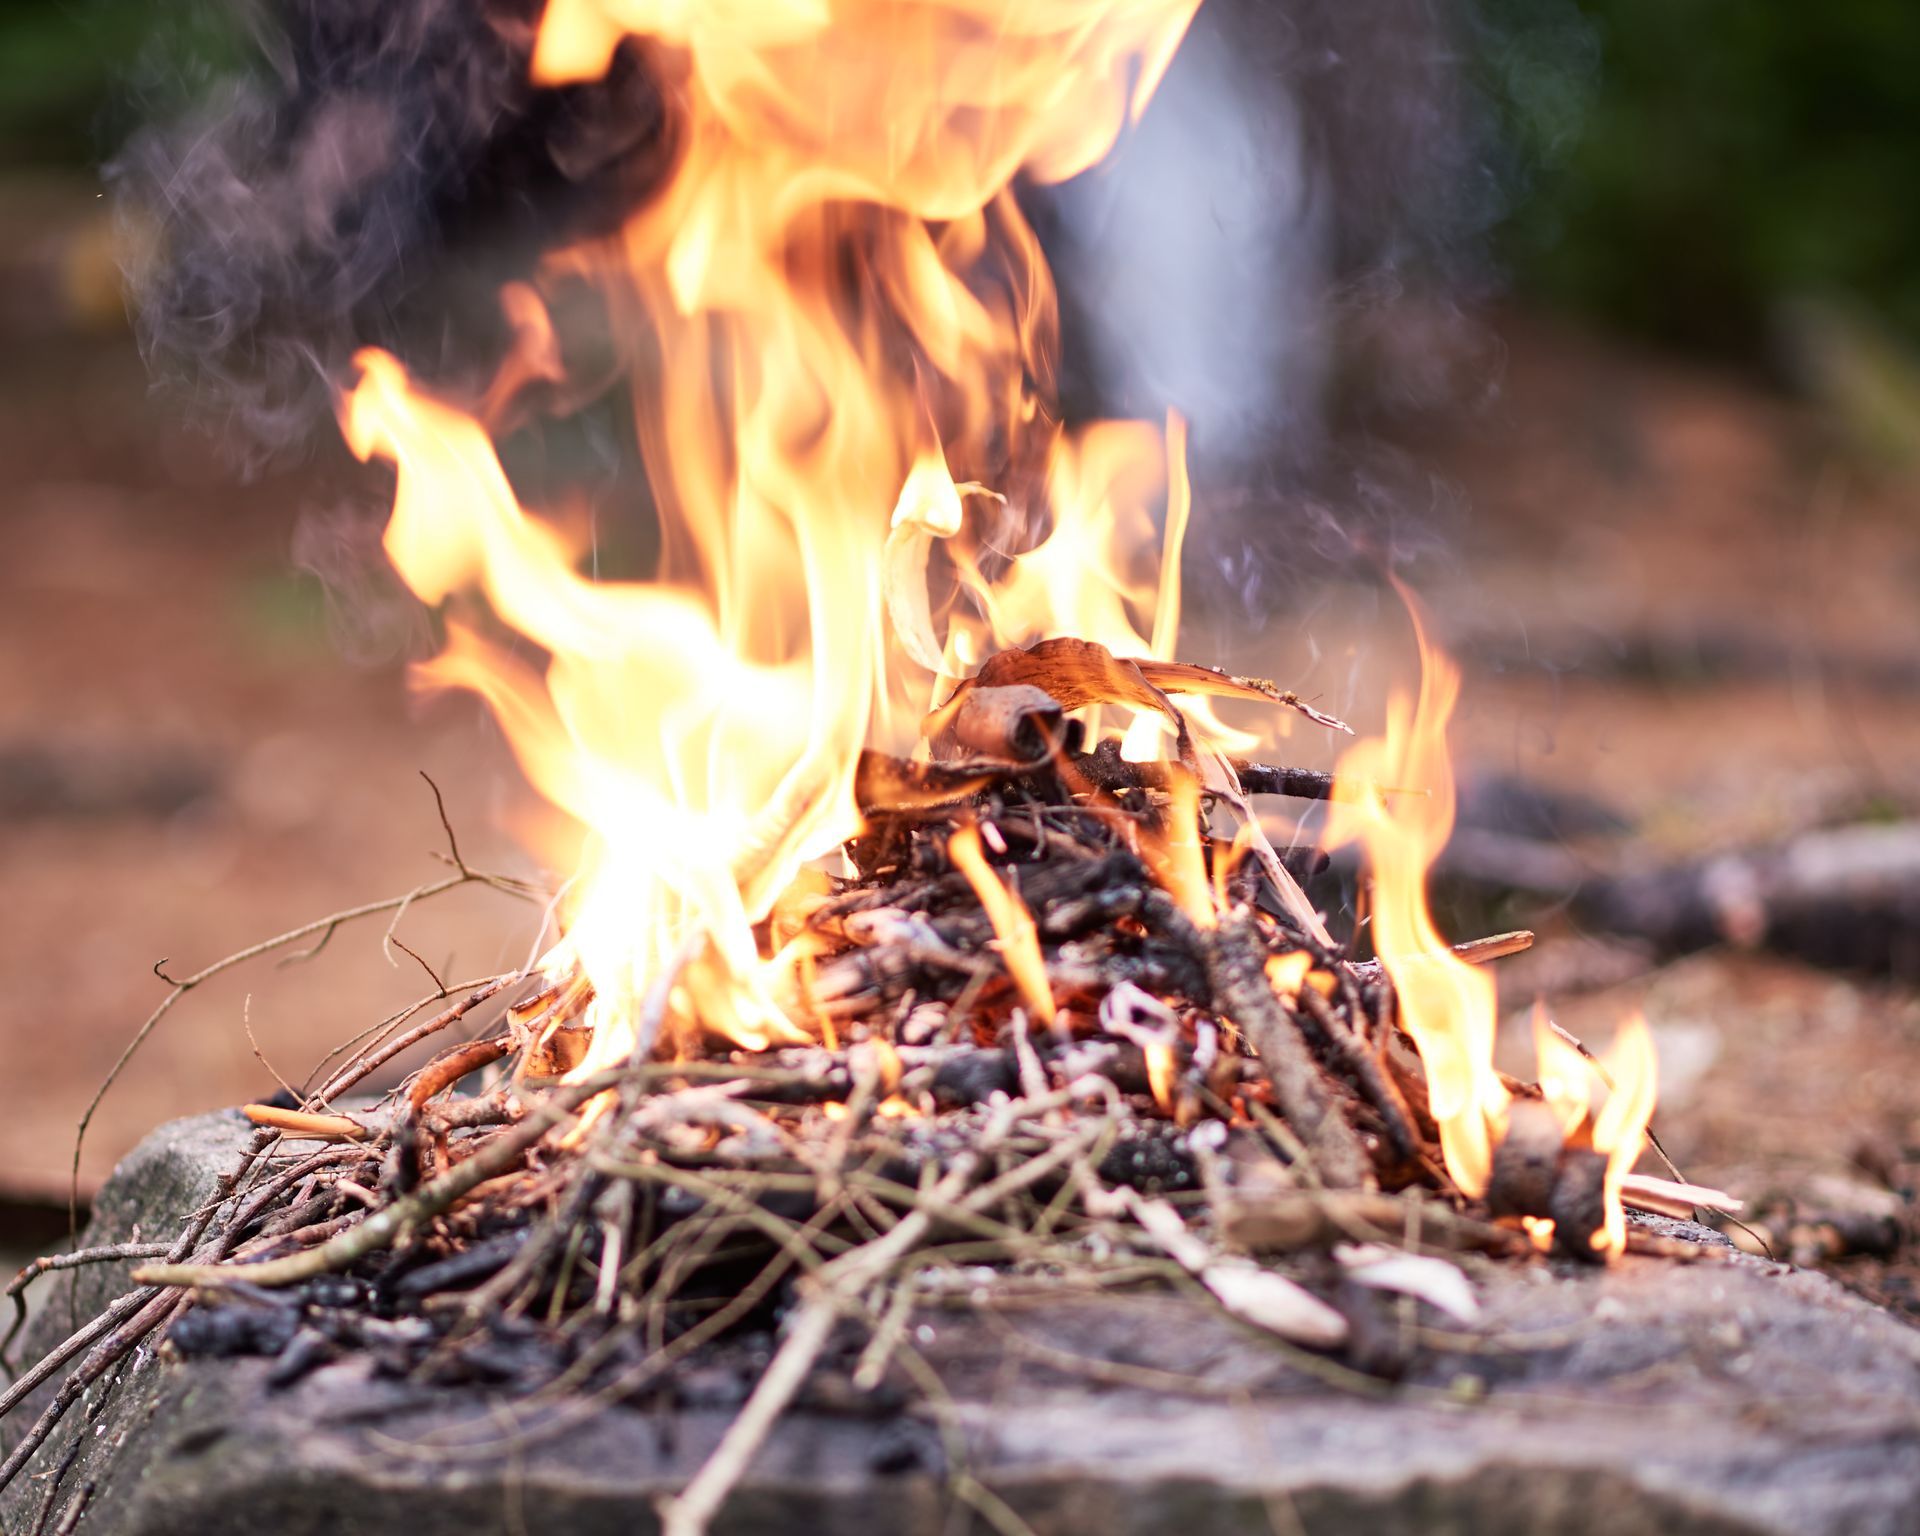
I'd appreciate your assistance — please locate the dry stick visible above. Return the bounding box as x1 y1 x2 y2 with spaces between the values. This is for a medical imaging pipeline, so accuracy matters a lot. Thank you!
0 1287 179 1496
658 1110 1109 1536
222 1145 366 1246
300 980 499 1097
405 1037 514 1113
240 1105 368 1141
1 1245 169 1375
311 973 521 1105
658 1153 984 1536
0 1289 153 1424
388 935 447 996
27 1427 84 1536
1292 985 1419 1161
1341 930 1534 987
133 1069 623 1291
70 873 535 1232
66 775 539 1226
4 1126 283 1491
1205 911 1372 1190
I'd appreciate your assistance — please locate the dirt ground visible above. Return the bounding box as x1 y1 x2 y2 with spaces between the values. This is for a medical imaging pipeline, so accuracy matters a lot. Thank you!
2 184 1917 1320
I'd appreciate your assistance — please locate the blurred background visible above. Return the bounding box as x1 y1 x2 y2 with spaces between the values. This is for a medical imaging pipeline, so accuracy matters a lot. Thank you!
1 0 1917 1304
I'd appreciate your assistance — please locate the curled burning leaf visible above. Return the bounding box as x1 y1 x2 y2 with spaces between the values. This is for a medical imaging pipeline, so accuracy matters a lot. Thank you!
1134 659 1354 734
928 637 1197 768
947 684 1067 765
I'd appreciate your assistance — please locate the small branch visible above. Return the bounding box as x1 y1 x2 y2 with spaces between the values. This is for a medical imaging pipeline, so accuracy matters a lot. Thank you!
240 993 300 1107
0 1288 179 1495
419 771 471 878
311 973 520 1105
388 935 448 996
1342 930 1534 987
135 1070 625 1290
404 1037 513 1114
1205 911 1372 1190
240 1105 369 1142
658 1155 983 1536
75 872 475 1228
1 1246 169 1377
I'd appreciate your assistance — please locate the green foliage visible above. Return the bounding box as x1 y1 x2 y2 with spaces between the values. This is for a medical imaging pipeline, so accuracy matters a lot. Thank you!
1486 0 1920 360
0 0 243 169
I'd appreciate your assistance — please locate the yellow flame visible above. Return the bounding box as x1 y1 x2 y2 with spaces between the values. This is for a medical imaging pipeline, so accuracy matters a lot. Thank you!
1264 951 1311 996
1591 1013 1658 1257
947 823 1056 1026
1143 1037 1178 1114
1528 1004 1659 1256
1145 771 1215 929
344 0 1206 1062
1321 601 1510 1196
1530 1003 1590 1139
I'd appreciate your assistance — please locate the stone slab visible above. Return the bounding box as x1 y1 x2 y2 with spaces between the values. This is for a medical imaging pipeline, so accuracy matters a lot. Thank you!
6 1111 1919 1536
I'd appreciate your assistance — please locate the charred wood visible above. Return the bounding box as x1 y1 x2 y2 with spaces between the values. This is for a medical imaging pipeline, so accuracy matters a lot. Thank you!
1204 912 1373 1191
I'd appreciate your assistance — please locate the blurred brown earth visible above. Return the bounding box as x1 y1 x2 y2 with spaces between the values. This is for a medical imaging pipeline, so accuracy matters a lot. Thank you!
1 177 1918 1315
0 180 535 1197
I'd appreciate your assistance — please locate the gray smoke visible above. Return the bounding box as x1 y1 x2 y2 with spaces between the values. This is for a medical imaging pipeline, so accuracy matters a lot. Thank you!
115 0 673 470
117 0 1586 605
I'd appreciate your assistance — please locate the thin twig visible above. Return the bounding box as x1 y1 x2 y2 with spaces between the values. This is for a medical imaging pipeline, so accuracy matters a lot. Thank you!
133 1069 628 1290
71 875 525 1233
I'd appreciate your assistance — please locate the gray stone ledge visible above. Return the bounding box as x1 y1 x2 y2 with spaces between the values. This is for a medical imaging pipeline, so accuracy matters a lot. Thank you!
6 1110 1918 1536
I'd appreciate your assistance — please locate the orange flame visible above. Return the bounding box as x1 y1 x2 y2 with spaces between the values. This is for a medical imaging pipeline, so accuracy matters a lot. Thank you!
1322 601 1511 1196
1264 951 1311 997
342 0 1205 1062
1530 1003 1590 1139
1530 1004 1659 1255
948 824 1056 1027
1145 771 1215 929
1591 1014 1658 1257
1142 1037 1179 1114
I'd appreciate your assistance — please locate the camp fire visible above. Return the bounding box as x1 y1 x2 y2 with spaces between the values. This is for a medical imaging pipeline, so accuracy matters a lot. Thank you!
336 0 1662 1259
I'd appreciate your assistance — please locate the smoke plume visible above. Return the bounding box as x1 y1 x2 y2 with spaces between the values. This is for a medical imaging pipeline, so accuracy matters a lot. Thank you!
116 0 673 468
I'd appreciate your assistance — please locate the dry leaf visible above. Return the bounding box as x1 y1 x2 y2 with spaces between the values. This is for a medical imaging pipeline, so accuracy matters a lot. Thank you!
929 637 1198 768
1134 659 1354 734
1128 1193 1349 1348
1334 1243 1480 1324
1200 1263 1352 1348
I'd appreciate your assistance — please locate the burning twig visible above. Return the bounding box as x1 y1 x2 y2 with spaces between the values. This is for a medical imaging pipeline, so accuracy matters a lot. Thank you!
1203 911 1373 1190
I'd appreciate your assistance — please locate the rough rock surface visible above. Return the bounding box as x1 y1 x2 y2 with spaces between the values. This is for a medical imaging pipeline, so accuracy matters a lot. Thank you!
6 1111 1920 1536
